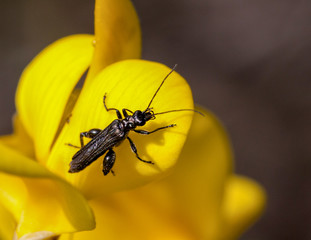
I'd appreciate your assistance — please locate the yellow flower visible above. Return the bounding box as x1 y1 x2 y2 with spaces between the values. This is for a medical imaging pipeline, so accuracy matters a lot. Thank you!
0 0 266 239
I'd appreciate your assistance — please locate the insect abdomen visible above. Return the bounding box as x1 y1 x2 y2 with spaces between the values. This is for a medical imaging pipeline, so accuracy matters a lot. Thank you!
68 119 127 173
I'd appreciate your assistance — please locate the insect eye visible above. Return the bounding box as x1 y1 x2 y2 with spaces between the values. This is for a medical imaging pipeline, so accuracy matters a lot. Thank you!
128 122 134 128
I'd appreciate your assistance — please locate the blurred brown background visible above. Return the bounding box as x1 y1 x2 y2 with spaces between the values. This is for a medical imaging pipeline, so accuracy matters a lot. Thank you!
1 0 310 239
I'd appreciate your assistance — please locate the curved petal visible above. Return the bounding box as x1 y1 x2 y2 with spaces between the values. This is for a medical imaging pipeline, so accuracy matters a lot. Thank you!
155 107 234 239
59 109 231 240
0 116 35 159
60 107 265 240
60 194 200 240
0 143 95 237
163 108 265 238
87 0 141 80
0 142 52 177
16 35 94 163
0 201 16 240
47 60 194 198
222 175 266 239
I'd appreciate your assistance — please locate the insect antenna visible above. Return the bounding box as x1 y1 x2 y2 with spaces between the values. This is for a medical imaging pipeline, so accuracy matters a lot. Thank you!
154 109 204 116
144 64 178 111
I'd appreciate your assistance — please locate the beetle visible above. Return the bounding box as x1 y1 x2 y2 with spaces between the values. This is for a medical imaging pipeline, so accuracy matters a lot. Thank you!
67 65 202 175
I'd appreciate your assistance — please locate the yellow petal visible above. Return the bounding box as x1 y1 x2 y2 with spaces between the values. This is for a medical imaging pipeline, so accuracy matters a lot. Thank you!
60 107 265 240
0 142 52 177
0 201 16 240
163 107 233 239
222 175 266 239
18 231 55 240
60 193 200 240
16 34 94 164
87 0 141 80
0 143 95 237
17 177 94 238
48 60 194 198
0 115 35 159
61 108 231 240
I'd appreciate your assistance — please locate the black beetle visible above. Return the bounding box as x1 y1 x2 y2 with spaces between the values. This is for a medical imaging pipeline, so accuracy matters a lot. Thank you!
67 65 201 175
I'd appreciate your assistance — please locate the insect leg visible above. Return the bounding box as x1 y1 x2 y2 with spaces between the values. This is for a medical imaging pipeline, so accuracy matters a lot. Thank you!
103 93 122 119
122 108 133 117
127 137 154 164
66 128 102 148
102 149 116 175
66 143 80 149
80 128 102 147
134 124 176 135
